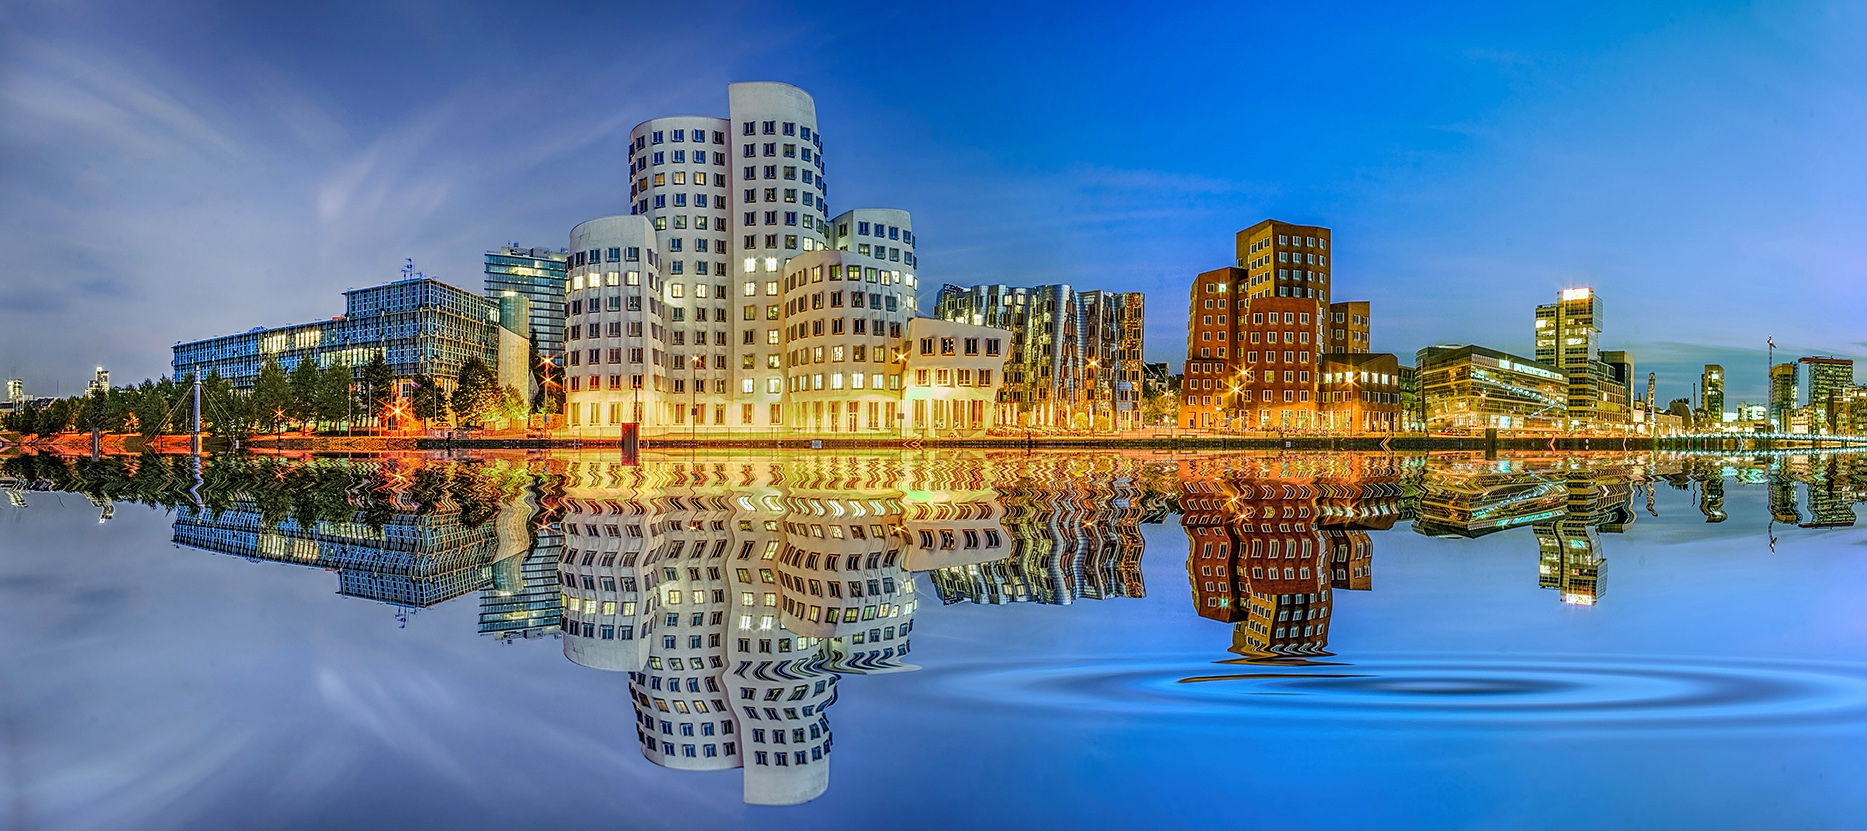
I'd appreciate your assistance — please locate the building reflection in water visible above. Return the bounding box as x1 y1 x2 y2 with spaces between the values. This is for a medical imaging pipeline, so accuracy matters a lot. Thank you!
14 447 1867 804
1178 454 1398 661
170 460 537 608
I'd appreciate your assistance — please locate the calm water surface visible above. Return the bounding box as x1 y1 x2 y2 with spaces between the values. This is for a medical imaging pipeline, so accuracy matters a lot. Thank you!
4 450 1866 830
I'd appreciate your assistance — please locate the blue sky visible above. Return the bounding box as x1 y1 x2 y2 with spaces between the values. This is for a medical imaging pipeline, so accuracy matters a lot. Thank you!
2 0 1863 406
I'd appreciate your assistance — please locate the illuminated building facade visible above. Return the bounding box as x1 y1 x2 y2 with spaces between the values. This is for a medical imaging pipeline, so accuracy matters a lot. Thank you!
901 318 1010 437
171 278 530 396
932 283 1146 430
1799 356 1854 434
1701 364 1724 422
1319 352 1402 433
1533 288 1631 428
566 83 1015 436
1415 344 1567 431
484 246 570 359
1179 220 1391 431
1769 362 1799 431
780 246 913 434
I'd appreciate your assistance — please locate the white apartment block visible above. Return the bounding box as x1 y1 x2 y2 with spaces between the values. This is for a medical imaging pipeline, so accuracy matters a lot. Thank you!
563 82 1004 437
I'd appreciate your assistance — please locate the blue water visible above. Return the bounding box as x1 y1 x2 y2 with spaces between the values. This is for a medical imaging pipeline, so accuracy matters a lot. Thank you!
3 451 1865 830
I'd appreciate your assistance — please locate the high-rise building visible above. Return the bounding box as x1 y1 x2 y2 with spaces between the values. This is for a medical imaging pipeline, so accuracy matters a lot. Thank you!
483 246 569 358
1701 364 1725 421
87 366 109 394
5 379 21 406
1799 357 1854 434
563 82 998 437
1533 288 1632 428
1769 362 1799 431
618 83 855 429
1179 220 1389 431
931 283 1146 430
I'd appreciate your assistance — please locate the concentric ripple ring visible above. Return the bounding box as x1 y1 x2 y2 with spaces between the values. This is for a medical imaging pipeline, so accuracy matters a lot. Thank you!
909 653 1867 730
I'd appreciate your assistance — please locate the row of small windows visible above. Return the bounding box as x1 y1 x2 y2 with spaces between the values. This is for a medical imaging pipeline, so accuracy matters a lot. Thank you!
742 120 818 144
787 320 903 345
574 247 643 266
1247 234 1328 251
911 368 995 387
918 337 1001 357
633 151 725 171
842 221 911 245
640 129 726 146
742 165 821 187
787 291 900 314
741 144 819 165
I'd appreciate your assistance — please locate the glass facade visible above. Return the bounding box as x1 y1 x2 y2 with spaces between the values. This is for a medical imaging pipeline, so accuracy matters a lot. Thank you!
170 278 508 391
484 246 570 358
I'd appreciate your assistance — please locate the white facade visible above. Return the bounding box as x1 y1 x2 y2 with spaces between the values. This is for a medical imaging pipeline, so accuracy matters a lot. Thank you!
566 82 1006 436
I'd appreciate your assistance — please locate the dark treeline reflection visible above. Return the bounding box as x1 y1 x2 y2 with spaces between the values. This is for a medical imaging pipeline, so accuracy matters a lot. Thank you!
3 449 1863 804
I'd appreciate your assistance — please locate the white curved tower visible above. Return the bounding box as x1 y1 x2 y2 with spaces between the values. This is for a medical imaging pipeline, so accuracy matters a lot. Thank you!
563 82 1007 437
564 215 666 430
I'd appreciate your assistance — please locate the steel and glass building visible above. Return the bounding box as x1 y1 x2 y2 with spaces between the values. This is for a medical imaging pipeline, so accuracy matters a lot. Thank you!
1799 356 1854 434
1769 362 1799 431
1701 364 1725 422
932 283 1146 430
170 277 530 394
1415 344 1568 431
1533 288 1630 429
484 246 569 358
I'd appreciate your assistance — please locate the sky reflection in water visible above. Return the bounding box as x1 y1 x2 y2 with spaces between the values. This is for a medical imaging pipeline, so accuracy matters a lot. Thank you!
3 450 1866 830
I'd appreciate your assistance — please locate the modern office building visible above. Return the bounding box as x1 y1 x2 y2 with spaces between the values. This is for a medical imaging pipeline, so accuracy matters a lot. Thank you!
87 366 109 394
1533 288 1631 429
932 283 1146 430
1178 220 1392 431
171 278 530 396
5 379 21 406
1800 357 1854 434
1701 364 1725 421
1415 344 1568 431
1769 362 1799 431
483 246 570 358
1396 365 1424 432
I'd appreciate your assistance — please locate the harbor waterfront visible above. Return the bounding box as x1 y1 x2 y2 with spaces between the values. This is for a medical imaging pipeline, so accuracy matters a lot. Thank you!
5 447 1867 827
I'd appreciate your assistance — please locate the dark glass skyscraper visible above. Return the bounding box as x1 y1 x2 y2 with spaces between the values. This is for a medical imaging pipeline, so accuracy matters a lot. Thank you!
484 246 569 358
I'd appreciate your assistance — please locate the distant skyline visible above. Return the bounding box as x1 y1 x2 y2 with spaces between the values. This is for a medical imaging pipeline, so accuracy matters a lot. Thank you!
2 0 1863 406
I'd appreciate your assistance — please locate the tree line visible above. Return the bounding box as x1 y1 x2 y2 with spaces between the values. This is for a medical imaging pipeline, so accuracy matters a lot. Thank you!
3 354 526 439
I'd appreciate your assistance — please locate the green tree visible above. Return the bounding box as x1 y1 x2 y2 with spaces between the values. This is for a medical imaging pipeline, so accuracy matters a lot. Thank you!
449 358 501 428
409 373 449 427
287 359 322 430
361 353 396 427
317 362 353 430
498 384 527 425
252 358 291 433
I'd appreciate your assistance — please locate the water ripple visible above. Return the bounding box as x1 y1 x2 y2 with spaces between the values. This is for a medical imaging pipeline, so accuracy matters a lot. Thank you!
912 653 1867 730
